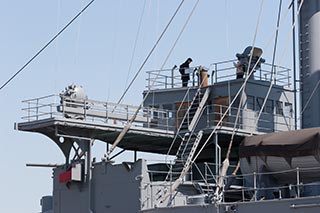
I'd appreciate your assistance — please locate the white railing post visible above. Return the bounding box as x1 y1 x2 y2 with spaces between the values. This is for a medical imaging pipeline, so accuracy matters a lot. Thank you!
296 167 300 197
253 172 257 201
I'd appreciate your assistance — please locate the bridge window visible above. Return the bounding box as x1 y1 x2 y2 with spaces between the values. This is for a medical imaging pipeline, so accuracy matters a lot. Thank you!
275 101 283 115
256 97 265 112
162 104 173 118
265 99 274 114
247 95 255 110
284 102 293 117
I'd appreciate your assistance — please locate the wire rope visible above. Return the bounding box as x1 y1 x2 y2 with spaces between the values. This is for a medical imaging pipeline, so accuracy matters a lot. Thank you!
157 0 201 160
224 0 265 163
192 0 297 167
299 79 320 118
0 0 95 91
106 0 189 157
124 0 147 90
112 0 186 110
251 0 305 134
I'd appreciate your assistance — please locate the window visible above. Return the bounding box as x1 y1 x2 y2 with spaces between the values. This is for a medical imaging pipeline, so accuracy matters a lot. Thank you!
256 97 265 112
275 101 283 115
265 99 274 114
247 95 255 110
284 102 293 117
163 104 173 118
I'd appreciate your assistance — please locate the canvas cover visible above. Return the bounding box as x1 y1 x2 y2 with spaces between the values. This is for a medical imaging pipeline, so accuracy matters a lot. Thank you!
239 127 320 158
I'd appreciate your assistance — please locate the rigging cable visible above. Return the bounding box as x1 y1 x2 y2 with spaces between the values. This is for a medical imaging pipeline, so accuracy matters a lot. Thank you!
170 0 292 200
74 0 85 66
113 0 186 110
193 2 303 190
124 0 147 90
251 0 305 135
108 0 200 159
53 0 62 103
154 0 201 161
227 0 284 178
250 0 284 135
213 0 266 200
227 0 304 189
270 0 283 82
0 0 95 91
107 0 123 102
105 0 191 158
299 79 320 118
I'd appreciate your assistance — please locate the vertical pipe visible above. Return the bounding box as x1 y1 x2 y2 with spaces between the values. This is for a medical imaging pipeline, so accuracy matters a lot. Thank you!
87 139 93 213
253 172 257 201
292 0 298 129
215 133 218 178
296 167 300 197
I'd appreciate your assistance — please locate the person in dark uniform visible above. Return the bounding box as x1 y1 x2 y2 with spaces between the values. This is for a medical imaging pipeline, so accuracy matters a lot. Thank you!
179 58 193 87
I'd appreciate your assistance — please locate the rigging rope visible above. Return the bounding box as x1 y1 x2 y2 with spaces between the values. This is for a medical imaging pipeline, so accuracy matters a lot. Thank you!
251 0 305 134
106 0 193 158
124 0 147 90
112 0 185 110
194 0 294 169
0 0 95 91
250 0 283 135
74 0 85 66
210 0 305 202
158 0 299 201
158 0 201 161
299 79 320 118
211 1 266 200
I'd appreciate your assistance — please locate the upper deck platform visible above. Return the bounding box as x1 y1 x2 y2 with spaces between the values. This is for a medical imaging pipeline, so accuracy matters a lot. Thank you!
15 59 294 156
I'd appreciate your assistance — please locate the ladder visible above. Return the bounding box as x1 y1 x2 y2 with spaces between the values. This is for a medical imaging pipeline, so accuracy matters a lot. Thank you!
180 87 210 131
156 130 203 205
156 88 210 206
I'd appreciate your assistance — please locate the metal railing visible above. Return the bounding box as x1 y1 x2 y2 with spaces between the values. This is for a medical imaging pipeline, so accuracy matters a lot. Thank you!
145 60 291 90
142 160 320 209
21 94 294 134
210 60 291 86
21 94 176 132
222 166 320 202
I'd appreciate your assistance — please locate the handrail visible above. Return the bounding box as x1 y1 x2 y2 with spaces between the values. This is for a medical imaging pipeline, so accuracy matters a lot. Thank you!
145 60 291 90
20 94 294 134
142 161 320 208
20 94 176 132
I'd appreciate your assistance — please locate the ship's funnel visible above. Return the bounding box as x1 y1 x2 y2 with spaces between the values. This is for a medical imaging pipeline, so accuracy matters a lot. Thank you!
299 1 320 128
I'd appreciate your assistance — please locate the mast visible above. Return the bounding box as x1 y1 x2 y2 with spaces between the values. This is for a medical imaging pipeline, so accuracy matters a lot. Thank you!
299 0 320 128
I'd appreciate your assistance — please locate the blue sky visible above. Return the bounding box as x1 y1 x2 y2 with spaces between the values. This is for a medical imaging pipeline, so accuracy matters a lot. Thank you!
0 0 295 212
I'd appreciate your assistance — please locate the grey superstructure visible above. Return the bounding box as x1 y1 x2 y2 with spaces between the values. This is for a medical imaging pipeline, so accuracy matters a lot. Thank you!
15 1 320 212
